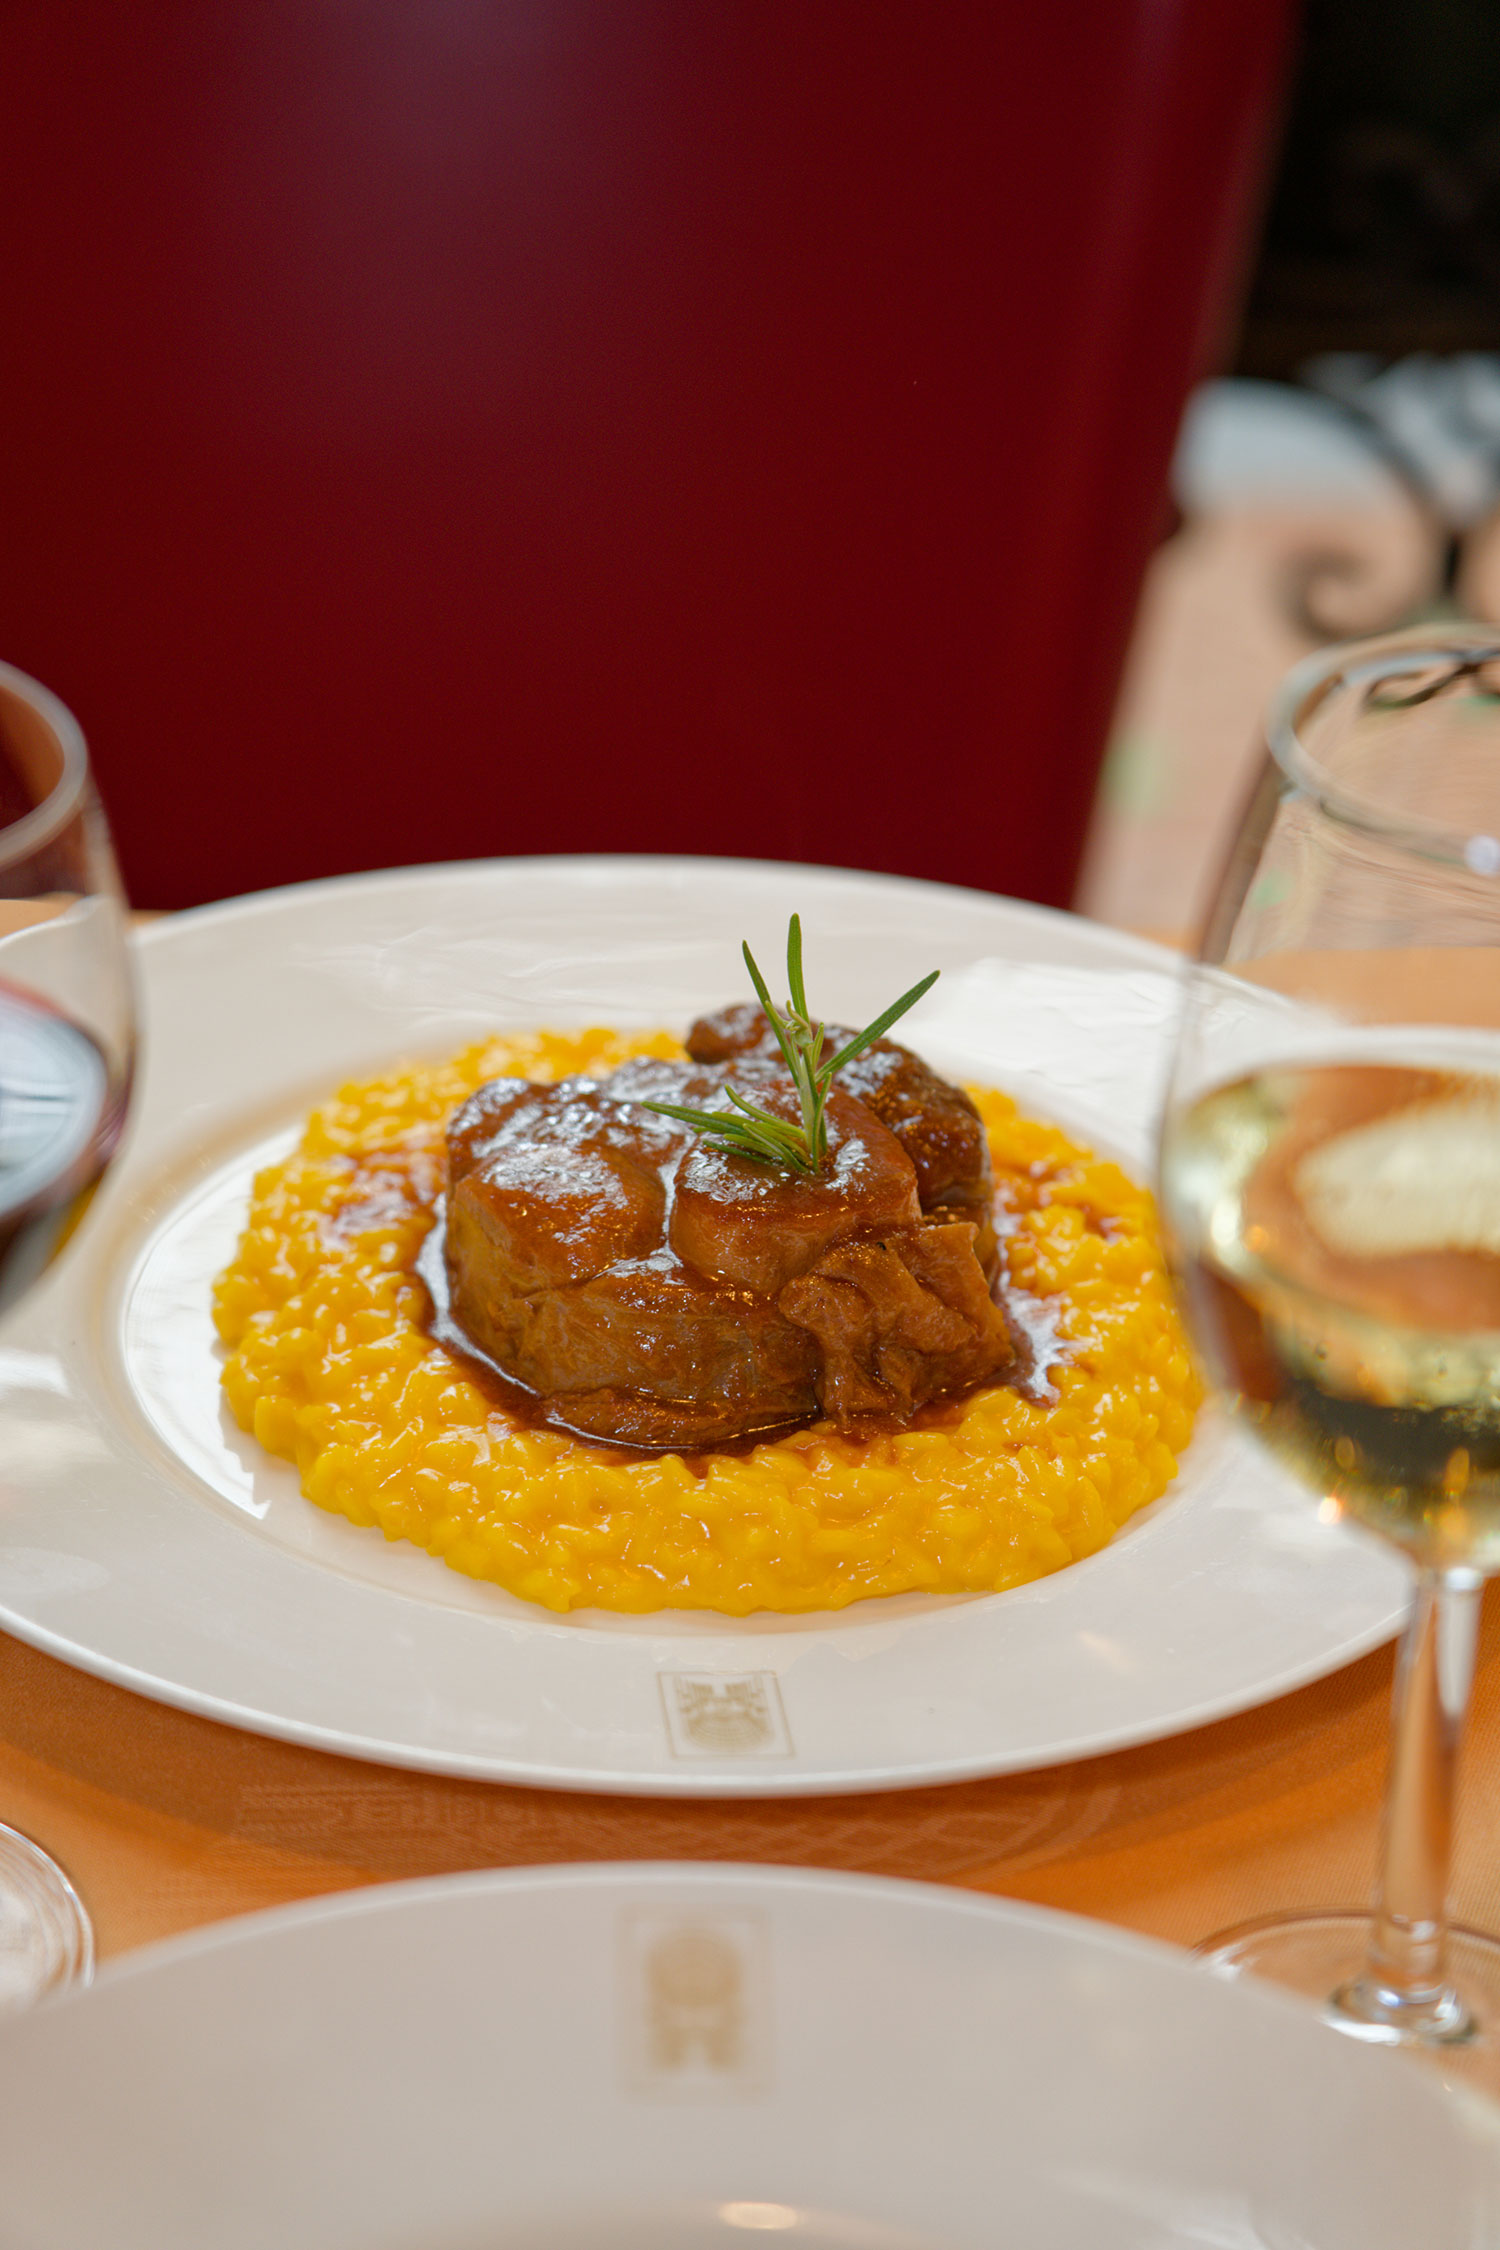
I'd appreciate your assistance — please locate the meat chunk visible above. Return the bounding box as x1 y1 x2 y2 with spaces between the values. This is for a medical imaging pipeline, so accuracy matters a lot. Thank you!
442 1048 1011 1449
447 1076 678 1292
670 1082 920 1294
779 1222 1011 1424
686 1001 998 1272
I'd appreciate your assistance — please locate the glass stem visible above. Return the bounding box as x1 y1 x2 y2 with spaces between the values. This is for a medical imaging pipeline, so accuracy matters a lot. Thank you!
1343 1566 1482 2038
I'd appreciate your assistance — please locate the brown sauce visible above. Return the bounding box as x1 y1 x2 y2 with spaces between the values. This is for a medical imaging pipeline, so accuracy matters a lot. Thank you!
413 1195 1067 1471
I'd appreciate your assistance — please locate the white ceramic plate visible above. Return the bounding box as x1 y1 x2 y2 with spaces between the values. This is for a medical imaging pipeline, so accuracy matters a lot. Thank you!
0 1862 1492 2248
0 857 1406 1793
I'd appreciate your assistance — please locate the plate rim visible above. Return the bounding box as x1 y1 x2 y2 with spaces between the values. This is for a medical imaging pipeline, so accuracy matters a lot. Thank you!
132 848 1184 968
22 1854 1329 2012
0 853 1407 1796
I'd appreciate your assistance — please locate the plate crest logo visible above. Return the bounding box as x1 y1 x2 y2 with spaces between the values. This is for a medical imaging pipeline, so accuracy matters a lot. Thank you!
659 1670 792 1758
619 1907 771 2096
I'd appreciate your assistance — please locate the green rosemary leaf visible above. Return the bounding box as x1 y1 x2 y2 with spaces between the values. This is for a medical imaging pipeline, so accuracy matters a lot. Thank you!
820 968 940 1076
640 1093 816 1173
646 918 938 1176
721 1125 816 1174
723 1092 814 1160
739 938 777 1021
640 1096 751 1136
741 942 802 1077
788 1035 824 1162
786 912 811 1020
723 1085 794 1132
741 935 826 1157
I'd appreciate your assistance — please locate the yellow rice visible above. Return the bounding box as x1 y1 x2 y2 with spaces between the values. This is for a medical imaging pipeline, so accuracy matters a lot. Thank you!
213 1028 1199 1614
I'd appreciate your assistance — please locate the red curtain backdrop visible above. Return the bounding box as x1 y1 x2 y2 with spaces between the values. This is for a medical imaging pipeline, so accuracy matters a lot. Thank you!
0 1 1292 910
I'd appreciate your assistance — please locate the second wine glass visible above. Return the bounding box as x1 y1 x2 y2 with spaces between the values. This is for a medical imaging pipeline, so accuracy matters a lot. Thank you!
1158 623 1500 2092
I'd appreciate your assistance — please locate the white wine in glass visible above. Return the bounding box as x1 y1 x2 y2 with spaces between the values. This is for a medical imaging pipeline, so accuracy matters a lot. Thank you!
1160 626 1500 2092
1173 1060 1500 1571
0 661 136 2006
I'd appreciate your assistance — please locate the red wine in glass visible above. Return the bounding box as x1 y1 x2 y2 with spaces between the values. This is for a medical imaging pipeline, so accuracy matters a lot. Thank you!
0 982 128 1315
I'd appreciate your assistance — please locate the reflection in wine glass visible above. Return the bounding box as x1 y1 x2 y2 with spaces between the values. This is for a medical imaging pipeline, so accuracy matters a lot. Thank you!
0 661 135 2005
1159 625 1500 2094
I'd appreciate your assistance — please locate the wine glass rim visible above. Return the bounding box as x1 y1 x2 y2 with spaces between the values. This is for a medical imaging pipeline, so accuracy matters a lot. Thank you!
0 659 91 870
1266 624 1500 875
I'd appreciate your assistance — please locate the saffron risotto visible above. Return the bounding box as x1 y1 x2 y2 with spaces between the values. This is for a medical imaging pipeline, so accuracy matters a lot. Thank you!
213 1029 1200 1615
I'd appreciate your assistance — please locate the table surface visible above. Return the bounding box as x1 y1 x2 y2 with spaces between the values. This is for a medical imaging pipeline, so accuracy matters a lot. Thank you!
4 1562 1494 1969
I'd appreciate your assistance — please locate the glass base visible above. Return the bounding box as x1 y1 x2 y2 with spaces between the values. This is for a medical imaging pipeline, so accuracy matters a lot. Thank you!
1198 1911 1500 2100
0 1824 93 2010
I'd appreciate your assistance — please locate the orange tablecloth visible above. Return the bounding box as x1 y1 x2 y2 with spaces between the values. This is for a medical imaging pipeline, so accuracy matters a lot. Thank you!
2 1580 1495 1969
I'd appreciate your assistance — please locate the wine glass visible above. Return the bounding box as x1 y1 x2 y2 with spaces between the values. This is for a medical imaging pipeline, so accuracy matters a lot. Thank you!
1158 622 1500 2091
0 660 136 2006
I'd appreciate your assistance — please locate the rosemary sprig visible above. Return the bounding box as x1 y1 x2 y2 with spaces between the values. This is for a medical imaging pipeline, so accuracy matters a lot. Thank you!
645 915 938 1175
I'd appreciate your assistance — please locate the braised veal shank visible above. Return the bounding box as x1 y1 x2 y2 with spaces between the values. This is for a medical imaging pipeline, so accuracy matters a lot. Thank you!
441 1009 1011 1448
